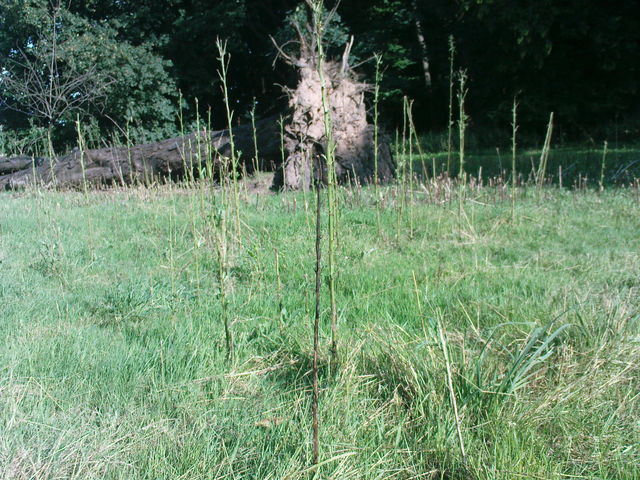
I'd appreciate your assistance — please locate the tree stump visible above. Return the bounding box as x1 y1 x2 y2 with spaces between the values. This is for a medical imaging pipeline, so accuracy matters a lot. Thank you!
272 27 395 191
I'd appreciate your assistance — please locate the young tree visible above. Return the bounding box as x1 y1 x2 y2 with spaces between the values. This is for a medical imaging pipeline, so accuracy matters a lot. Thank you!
0 0 178 149
0 2 111 152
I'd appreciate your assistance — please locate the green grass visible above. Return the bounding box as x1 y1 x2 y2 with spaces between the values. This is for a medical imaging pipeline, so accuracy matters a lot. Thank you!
0 181 639 479
414 145 640 187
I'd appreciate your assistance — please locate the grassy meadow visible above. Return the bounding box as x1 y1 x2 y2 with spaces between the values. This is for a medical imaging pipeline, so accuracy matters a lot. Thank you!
0 176 639 479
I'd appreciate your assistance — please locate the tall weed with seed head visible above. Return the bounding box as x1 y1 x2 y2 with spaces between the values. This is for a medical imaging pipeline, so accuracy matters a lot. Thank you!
457 70 468 184
75 116 89 195
406 98 416 238
373 53 383 234
447 36 456 176
250 98 260 175
373 53 382 193
216 38 241 240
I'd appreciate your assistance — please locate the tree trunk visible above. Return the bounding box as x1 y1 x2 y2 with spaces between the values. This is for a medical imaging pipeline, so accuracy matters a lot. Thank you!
0 116 281 190
0 156 45 175
412 0 432 90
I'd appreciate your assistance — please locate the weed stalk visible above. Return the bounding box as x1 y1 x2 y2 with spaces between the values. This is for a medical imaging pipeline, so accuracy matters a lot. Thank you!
599 140 608 192
447 36 456 176
312 1 339 364
457 70 468 184
216 38 242 241
251 98 260 175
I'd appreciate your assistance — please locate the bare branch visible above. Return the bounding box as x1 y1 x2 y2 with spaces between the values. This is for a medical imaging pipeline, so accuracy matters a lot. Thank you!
270 35 305 68
341 35 354 75
0 8 113 127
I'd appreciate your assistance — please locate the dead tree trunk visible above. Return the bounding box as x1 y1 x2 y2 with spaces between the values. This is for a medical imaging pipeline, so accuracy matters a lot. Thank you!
272 27 395 191
0 117 280 190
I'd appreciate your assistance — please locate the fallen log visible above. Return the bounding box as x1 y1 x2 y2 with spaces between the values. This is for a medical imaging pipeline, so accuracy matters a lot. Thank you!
0 116 281 190
0 155 45 175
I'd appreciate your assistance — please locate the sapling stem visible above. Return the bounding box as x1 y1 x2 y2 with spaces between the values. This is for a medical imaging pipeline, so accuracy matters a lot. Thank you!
311 1 338 365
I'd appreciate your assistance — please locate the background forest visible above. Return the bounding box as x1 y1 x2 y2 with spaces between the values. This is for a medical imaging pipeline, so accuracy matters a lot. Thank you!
1 0 639 154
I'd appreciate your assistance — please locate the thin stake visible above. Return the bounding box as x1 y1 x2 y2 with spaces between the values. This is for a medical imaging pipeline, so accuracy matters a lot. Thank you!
216 38 241 240
312 163 322 466
511 97 518 221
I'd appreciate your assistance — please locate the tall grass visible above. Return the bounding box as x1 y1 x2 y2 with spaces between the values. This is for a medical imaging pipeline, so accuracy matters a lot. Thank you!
1 175 639 479
250 98 260 175
457 70 468 183
447 36 456 176
600 140 608 192
216 38 242 241
435 317 467 465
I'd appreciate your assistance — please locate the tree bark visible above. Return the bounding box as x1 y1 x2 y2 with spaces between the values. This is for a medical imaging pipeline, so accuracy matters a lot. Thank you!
0 156 45 175
412 0 432 90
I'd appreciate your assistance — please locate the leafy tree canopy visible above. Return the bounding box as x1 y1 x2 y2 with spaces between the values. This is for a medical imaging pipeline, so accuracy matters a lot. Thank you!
1 0 638 152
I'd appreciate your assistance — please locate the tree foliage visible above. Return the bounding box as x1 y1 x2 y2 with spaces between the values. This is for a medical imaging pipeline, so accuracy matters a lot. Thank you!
1 0 638 152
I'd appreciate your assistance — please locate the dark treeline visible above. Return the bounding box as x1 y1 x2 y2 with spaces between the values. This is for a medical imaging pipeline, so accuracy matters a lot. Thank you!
1 0 638 153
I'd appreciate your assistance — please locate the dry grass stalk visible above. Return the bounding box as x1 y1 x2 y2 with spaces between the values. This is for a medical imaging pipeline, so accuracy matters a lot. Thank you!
536 112 554 189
